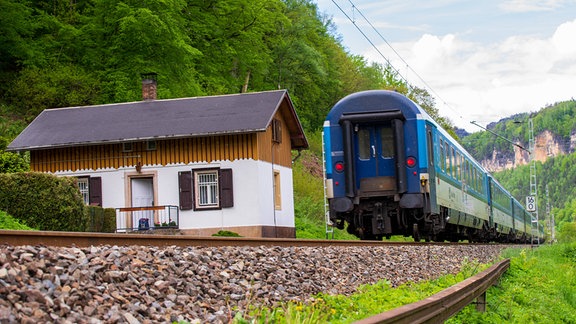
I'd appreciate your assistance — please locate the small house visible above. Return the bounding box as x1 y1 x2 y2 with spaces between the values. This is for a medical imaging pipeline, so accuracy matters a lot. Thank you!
7 82 308 238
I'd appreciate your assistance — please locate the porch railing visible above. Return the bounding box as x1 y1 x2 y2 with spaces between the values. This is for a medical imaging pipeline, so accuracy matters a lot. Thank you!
115 205 179 232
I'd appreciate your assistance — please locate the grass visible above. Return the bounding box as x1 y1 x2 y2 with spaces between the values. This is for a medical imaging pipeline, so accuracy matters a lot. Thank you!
448 243 576 323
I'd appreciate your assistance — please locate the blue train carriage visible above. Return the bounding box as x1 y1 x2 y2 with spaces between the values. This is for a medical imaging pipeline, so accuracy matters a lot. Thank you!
488 176 515 241
323 90 493 241
433 125 491 242
511 198 530 243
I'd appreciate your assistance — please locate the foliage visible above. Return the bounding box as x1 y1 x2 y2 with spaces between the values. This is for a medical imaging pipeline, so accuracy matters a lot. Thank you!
557 222 576 243
0 209 35 230
0 172 86 231
0 0 444 134
493 151 576 232
449 245 576 323
86 206 116 233
0 151 29 173
212 230 242 237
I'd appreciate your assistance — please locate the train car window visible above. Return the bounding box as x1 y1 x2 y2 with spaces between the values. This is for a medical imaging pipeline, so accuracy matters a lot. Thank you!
439 139 446 172
380 127 395 158
451 147 456 179
455 152 461 181
466 160 470 186
446 143 451 176
477 168 481 191
358 128 370 160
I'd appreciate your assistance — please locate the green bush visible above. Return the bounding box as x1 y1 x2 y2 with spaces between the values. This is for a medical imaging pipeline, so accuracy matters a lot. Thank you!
86 206 116 233
0 172 86 231
212 230 242 237
0 210 35 230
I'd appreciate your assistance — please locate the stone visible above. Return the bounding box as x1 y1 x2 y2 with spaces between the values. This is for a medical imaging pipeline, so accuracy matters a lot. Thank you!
0 243 504 323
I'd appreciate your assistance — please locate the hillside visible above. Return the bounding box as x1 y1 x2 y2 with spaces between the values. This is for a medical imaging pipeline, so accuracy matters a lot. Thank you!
460 99 576 230
461 99 576 172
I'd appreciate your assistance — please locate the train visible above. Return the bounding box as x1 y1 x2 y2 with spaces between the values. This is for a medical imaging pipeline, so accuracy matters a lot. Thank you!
323 90 545 243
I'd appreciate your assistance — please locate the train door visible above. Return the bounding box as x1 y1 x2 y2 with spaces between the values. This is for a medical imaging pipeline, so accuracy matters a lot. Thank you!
354 122 397 195
426 125 439 214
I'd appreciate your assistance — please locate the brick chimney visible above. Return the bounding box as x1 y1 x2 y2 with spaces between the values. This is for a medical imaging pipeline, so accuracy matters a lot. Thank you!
142 72 157 100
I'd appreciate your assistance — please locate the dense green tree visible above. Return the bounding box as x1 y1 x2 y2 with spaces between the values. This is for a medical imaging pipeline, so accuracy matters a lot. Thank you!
0 152 29 173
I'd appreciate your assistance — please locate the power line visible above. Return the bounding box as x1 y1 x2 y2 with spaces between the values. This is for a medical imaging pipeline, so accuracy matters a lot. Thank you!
330 0 465 121
329 0 405 82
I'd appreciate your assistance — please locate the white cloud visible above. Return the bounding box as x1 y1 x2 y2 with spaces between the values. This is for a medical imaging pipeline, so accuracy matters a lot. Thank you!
363 19 576 132
552 20 576 56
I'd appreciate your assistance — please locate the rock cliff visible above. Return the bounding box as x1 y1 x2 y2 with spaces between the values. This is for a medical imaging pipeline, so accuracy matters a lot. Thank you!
480 130 576 172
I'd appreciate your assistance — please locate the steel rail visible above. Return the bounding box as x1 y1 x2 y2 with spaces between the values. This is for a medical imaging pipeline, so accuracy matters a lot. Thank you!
0 230 500 248
354 258 510 324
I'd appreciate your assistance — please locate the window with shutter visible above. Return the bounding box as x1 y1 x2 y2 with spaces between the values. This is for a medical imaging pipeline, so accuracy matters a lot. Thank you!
272 119 282 143
193 169 219 210
77 177 90 205
220 169 234 208
89 177 102 206
178 171 193 210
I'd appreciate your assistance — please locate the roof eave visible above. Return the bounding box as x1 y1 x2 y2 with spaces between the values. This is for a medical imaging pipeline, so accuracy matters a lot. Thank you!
6 128 268 152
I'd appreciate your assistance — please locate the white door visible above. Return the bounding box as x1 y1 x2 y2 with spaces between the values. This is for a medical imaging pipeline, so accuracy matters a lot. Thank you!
131 178 154 229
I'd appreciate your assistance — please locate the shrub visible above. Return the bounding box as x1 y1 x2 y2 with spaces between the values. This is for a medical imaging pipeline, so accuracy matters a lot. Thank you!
0 172 86 231
0 210 35 230
212 230 242 237
86 206 116 233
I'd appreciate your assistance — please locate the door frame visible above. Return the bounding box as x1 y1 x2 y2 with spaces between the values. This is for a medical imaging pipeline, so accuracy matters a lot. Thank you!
124 170 158 208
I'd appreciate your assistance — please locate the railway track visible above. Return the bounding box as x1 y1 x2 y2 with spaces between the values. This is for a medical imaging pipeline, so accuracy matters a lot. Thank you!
0 230 515 323
0 229 483 248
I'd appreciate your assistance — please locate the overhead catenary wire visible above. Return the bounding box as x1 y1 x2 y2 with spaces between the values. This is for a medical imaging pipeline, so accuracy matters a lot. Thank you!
330 0 466 123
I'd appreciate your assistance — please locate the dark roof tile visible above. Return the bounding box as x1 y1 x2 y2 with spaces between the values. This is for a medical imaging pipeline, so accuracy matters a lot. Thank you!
8 90 308 151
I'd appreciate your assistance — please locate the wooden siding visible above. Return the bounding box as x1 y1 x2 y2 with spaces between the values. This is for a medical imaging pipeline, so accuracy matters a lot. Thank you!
30 133 259 173
256 113 293 168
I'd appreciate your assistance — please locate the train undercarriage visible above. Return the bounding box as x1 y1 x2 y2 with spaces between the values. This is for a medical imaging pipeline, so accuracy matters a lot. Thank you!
331 196 532 243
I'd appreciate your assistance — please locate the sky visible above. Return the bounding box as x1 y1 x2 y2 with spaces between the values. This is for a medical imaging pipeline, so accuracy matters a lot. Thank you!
315 0 576 132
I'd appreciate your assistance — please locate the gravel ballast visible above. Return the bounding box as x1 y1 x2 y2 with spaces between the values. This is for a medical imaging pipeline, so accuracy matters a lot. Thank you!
0 244 505 323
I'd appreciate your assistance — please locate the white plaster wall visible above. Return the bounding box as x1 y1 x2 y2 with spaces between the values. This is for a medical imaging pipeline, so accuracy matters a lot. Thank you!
56 158 295 230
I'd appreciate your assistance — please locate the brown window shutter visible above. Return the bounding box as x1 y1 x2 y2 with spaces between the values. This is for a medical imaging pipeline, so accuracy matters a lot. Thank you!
219 168 234 208
179 171 193 210
89 177 102 206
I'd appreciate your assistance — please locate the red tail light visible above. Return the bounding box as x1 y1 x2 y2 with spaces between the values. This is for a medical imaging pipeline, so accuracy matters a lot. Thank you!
406 156 416 168
335 162 345 172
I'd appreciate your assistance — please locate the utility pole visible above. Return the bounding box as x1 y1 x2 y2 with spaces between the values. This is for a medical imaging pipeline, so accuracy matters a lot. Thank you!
528 118 539 245
546 185 554 244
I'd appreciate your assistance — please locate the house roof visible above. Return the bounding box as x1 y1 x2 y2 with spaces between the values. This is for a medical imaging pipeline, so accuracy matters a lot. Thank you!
8 90 308 151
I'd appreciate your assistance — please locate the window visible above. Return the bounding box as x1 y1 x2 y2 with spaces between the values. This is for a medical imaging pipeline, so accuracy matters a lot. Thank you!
76 176 102 206
78 178 89 205
196 170 219 208
439 139 446 172
272 119 282 143
179 168 234 210
358 128 370 160
274 170 282 210
123 142 133 152
147 140 157 151
380 127 394 158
